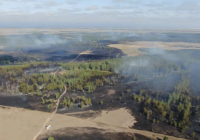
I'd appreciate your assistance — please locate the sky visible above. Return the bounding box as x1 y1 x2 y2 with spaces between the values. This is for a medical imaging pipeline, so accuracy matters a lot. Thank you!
0 0 199 28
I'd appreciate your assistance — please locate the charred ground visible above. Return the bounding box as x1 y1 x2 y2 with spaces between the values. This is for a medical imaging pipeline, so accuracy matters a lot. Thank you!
38 127 152 140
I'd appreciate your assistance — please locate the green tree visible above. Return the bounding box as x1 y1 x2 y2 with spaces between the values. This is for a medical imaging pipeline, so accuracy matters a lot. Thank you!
30 92 34 96
33 83 39 91
181 126 188 133
0 86 3 92
41 97 45 104
48 137 54 140
161 111 167 119
81 101 85 108
177 103 184 112
169 112 174 121
163 136 169 140
192 132 195 138
174 121 177 127
55 93 60 99
127 89 131 93
37 91 42 96
100 101 103 105
72 97 76 103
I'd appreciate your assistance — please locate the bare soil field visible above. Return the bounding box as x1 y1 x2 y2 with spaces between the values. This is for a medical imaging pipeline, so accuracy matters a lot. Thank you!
91 108 137 128
0 106 50 140
0 106 187 140
108 41 200 56
107 89 116 95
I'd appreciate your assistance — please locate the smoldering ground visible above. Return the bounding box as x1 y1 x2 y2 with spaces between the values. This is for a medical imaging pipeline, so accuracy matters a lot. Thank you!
115 47 200 94
0 33 104 51
1 31 200 94
103 31 200 94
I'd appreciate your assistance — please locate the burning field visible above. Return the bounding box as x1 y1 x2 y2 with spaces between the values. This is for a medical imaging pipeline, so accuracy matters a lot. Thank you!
1 28 200 140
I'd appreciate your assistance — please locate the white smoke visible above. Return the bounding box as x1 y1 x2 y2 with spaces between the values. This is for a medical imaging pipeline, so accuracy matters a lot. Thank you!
2 34 68 50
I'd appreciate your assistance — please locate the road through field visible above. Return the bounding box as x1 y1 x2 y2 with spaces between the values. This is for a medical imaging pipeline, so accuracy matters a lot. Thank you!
32 86 67 140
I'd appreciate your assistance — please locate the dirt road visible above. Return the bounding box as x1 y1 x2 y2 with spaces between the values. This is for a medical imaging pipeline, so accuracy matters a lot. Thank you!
69 49 90 62
32 86 67 140
51 69 59 77
50 49 91 77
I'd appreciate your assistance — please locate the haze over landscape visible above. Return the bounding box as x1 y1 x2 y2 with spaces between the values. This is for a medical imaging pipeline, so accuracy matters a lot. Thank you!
0 0 200 28
0 1 200 140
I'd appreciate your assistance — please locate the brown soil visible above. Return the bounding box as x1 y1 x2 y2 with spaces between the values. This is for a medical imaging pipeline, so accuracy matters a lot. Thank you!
91 108 137 128
0 106 187 140
58 70 67 75
0 106 50 140
107 89 116 95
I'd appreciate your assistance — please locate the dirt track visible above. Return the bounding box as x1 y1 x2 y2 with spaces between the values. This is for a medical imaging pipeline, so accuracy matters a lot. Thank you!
32 86 67 140
50 49 91 76
69 49 90 62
